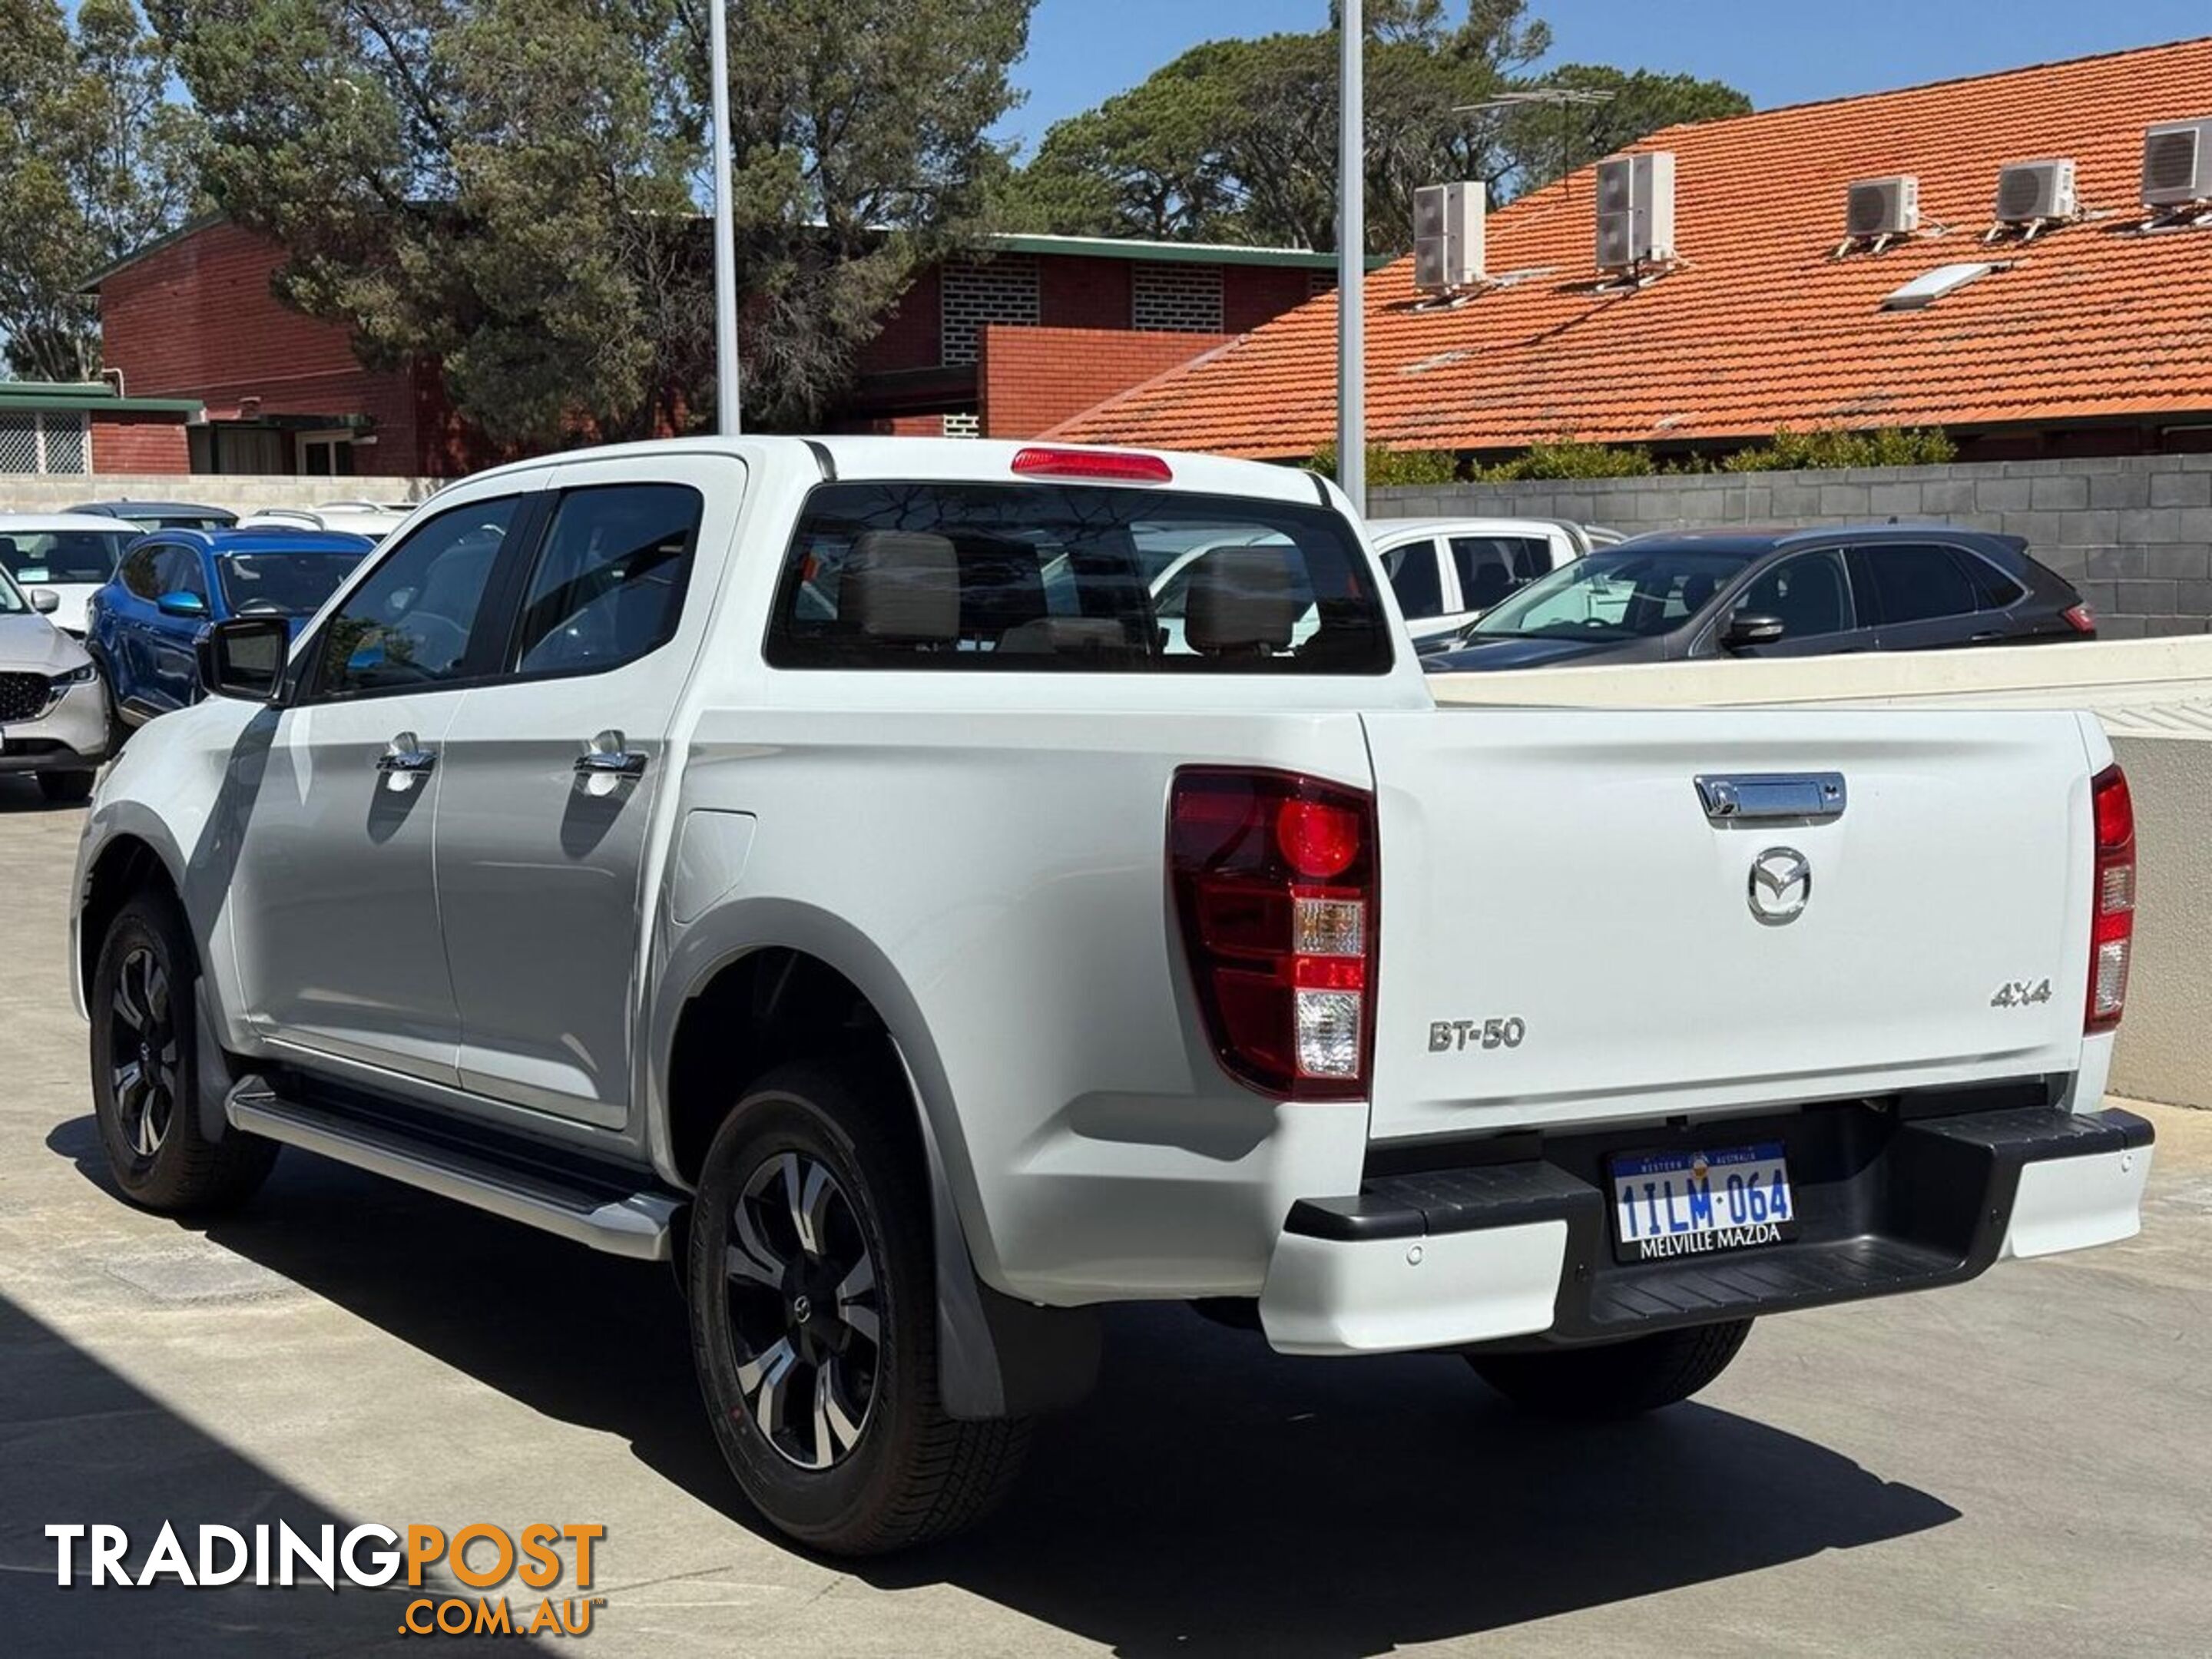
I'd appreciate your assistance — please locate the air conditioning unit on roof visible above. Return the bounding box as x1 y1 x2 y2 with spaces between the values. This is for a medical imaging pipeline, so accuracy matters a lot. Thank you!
1412 181 1485 290
1594 151 1675 271
1846 176 1919 239
2141 118 2212 207
1994 158 2077 224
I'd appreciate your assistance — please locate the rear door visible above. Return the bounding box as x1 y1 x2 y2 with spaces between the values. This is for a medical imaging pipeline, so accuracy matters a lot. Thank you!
432 455 738 1127
1853 541 2002 651
1359 706 2095 1143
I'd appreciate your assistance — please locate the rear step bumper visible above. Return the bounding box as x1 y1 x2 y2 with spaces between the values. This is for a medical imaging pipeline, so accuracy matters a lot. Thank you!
1257 1104 2154 1356
227 1079 681 1261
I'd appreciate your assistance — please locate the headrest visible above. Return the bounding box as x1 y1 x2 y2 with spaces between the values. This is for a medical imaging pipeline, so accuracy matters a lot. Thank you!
1679 573 1717 613
994 616 1133 655
1184 545 1303 654
842 531 958 643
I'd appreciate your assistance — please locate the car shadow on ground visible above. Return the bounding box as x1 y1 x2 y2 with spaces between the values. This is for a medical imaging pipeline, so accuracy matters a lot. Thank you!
0 1289 526 1657
46 1118 1961 1657
0 776 89 813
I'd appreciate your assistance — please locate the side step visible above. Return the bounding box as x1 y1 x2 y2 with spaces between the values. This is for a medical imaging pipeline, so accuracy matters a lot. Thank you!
226 1078 681 1261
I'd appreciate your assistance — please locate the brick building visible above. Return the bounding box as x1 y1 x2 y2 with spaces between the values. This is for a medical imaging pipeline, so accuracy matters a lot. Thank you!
76 220 1346 478
0 380 203 481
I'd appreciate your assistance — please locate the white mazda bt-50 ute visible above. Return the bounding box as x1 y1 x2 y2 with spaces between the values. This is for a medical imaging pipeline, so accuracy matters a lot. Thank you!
71 437 2152 1553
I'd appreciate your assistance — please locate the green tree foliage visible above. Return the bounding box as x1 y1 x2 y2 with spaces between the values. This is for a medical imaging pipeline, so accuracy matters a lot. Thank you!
0 0 203 379
1475 438 1655 479
148 0 1029 445
1002 2 1747 252
1307 440 1458 485
1717 426 1957 472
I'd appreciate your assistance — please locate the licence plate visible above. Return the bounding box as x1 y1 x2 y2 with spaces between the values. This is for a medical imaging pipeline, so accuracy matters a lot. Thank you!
1610 1141 1796 1263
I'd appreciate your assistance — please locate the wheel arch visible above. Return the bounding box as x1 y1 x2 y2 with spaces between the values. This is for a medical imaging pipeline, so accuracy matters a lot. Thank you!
651 899 1098 1420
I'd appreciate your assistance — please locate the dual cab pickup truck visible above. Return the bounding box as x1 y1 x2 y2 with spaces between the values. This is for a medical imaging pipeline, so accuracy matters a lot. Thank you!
72 437 2154 1554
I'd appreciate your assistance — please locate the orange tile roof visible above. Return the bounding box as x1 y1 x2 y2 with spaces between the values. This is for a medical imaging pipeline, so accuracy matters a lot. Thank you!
1049 37 2212 459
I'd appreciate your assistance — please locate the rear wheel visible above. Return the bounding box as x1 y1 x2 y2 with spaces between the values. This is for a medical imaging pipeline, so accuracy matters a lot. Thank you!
37 770 94 804
687 1059 1028 1555
1468 1320 1753 1419
88 890 276 1213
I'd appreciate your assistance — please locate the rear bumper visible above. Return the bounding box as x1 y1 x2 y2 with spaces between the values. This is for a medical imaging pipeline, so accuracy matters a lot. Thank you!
1257 1101 2153 1356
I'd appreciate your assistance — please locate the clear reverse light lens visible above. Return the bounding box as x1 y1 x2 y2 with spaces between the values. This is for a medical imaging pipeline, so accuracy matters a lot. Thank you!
2091 939 2130 1020
2100 863 2134 914
1295 989 1362 1078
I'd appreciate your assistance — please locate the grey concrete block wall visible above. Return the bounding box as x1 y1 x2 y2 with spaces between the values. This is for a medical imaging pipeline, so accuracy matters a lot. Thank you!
0 472 443 514
1371 454 2212 635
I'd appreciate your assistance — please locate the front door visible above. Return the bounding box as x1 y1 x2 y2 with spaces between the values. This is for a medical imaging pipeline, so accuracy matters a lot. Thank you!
228 488 531 1083
434 457 739 1126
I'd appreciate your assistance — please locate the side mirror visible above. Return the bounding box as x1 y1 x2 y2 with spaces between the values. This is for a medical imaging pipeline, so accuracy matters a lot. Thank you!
1723 611 1786 650
28 588 60 614
157 589 209 620
197 616 290 701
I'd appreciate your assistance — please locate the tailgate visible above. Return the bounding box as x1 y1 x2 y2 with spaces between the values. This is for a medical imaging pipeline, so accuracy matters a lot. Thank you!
1361 707 2098 1141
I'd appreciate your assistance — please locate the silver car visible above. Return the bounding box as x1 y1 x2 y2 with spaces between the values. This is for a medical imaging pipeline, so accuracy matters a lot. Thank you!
0 568 110 803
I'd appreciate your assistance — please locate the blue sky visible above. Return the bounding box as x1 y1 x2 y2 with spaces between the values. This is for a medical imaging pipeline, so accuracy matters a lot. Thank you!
1000 0 2212 153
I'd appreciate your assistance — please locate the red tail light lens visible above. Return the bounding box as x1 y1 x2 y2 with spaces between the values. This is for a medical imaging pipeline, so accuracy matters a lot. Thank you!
2086 763 2134 1031
1169 768 1376 1100
2062 602 2097 635
1011 445 1172 483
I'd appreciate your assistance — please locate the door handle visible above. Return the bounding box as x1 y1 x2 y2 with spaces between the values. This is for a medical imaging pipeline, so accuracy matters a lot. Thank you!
376 732 437 789
575 729 647 780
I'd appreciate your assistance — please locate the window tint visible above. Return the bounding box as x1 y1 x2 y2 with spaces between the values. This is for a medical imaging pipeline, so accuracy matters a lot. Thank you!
767 482 1391 674
1859 542 1979 624
1474 549 1756 641
217 551 366 618
151 545 207 601
1379 539 1444 618
512 484 700 675
1448 535 1548 611
1957 550 2028 611
313 497 518 697
118 543 161 599
1737 549 1854 638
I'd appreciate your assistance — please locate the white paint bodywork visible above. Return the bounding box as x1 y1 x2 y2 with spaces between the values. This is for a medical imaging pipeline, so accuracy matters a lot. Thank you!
70 436 2136 1333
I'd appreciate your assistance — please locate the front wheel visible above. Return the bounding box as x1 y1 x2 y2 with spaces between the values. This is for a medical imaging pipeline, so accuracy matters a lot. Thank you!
687 1059 1029 1555
88 890 276 1213
1467 1320 1753 1419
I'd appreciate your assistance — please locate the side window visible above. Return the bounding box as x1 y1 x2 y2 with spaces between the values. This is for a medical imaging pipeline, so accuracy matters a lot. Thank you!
1957 550 2028 611
1447 536 1547 611
1379 539 1445 618
151 545 207 601
512 484 701 676
1737 549 1854 638
118 543 163 600
313 496 520 697
1858 542 1979 624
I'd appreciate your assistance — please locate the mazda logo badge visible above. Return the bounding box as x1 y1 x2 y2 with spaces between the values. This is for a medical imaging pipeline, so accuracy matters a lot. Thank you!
1748 847 1812 925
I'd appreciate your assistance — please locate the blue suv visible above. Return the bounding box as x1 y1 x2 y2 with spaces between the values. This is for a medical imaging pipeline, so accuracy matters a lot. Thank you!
87 528 373 730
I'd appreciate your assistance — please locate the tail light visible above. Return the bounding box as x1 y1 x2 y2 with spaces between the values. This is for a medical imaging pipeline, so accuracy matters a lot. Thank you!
2086 763 2134 1031
1168 769 1377 1100
2062 601 2097 634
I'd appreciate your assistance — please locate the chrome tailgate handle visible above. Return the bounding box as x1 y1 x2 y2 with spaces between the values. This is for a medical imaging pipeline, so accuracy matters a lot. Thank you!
1696 772 1846 824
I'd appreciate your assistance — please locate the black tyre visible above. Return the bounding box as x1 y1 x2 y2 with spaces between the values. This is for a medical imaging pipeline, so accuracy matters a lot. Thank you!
37 770 94 805
88 890 277 1213
687 1058 1029 1555
1468 1320 1753 1419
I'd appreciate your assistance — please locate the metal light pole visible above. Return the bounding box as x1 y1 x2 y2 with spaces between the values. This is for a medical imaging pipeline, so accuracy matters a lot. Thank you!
708 0 741 434
1336 0 1363 510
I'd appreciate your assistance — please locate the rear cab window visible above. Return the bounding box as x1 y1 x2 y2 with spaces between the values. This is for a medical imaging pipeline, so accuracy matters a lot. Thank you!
766 482 1393 674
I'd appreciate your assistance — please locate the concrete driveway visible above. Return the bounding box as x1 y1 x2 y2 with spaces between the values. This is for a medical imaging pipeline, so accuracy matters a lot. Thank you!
2 774 2207 1657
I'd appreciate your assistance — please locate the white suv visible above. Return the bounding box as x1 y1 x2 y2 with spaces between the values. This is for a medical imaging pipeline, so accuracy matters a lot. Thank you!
1369 516 1618 652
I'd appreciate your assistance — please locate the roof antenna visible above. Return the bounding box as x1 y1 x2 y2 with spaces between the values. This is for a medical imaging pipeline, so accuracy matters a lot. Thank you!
1453 86 1615 199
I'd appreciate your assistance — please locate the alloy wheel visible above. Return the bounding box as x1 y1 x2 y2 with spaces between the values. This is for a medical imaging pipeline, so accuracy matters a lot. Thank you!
108 945 179 1161
724 1151 882 1470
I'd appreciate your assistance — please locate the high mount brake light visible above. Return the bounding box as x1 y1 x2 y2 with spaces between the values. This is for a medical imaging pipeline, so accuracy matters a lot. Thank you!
1168 769 1376 1101
2086 763 2134 1032
1010 446 1173 483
